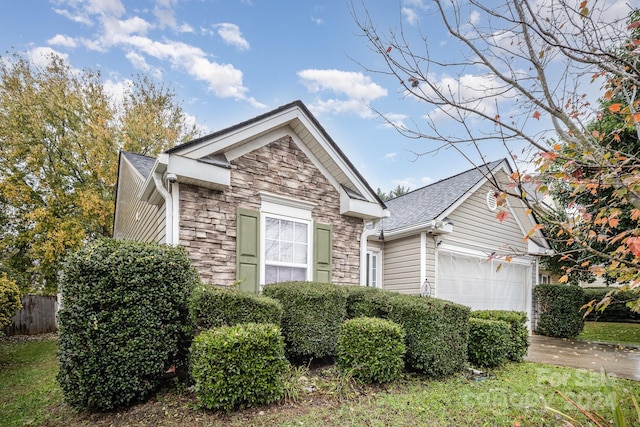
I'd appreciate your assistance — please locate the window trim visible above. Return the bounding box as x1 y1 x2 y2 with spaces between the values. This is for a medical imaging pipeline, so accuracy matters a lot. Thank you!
366 248 382 288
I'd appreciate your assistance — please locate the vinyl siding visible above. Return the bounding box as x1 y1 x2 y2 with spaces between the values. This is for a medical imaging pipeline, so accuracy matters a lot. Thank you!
443 180 527 254
382 234 421 294
113 158 166 243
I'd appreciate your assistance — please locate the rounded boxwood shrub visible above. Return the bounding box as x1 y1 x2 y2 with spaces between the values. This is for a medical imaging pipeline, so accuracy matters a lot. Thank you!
582 287 640 322
468 318 511 368
0 273 22 334
337 317 405 384
263 281 347 359
470 310 529 361
535 284 585 338
57 239 200 411
386 294 470 377
189 284 283 331
190 323 288 412
344 285 394 319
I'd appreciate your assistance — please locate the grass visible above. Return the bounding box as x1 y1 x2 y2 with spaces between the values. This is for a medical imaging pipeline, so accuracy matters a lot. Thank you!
2 335 640 426
578 321 640 346
0 336 63 427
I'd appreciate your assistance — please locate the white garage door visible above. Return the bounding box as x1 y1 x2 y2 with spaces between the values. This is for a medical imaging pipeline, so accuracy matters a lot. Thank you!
437 250 531 312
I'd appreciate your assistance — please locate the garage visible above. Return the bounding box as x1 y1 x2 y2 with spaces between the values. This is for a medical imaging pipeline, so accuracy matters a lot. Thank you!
437 249 532 313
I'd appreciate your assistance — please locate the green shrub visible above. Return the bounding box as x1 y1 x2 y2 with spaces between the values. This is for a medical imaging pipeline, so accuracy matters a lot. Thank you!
467 318 511 368
190 323 288 412
189 285 282 331
337 317 405 384
470 310 529 361
56 239 200 411
535 284 585 338
344 286 394 319
385 294 470 377
582 287 640 322
263 282 347 359
0 273 22 334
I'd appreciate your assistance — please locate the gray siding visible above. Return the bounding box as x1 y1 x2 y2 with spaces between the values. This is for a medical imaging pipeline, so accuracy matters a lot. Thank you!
424 234 437 295
443 180 527 254
383 234 421 294
113 158 166 243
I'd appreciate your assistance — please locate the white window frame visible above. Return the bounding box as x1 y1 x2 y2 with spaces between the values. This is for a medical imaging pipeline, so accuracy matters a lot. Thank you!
366 248 382 288
259 192 315 287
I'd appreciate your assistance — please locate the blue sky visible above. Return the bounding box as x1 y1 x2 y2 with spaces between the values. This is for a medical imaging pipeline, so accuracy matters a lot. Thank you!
0 0 633 193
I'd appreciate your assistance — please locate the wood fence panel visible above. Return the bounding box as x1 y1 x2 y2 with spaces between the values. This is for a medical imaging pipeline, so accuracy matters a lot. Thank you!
3 295 59 336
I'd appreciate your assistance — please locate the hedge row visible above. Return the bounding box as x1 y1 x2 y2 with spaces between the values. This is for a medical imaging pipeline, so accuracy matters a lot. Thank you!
57 239 200 411
470 310 529 362
534 284 584 338
189 285 283 331
263 282 347 359
582 287 640 322
467 318 510 368
337 317 405 384
190 323 288 412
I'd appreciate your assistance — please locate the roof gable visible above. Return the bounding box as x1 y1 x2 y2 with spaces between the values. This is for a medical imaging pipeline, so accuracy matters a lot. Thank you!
383 159 506 231
121 151 155 180
138 100 386 219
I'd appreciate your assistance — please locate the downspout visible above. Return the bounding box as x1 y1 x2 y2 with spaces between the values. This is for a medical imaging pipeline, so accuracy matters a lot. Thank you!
360 220 379 286
153 172 173 245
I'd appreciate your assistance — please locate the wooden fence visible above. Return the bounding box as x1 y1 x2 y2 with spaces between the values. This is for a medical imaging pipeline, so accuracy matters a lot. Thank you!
3 294 59 336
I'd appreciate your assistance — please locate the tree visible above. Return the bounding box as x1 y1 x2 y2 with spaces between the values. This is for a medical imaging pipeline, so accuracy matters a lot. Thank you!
355 1 640 311
377 185 411 201
0 51 199 293
0 273 21 335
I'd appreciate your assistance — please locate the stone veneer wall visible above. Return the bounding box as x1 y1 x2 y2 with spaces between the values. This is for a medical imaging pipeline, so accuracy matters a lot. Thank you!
178 135 363 286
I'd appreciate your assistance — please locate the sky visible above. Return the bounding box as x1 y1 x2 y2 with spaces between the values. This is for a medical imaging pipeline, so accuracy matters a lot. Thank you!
0 0 634 194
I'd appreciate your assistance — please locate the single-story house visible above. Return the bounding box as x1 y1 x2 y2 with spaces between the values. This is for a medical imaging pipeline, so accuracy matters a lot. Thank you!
113 100 550 324
369 160 551 326
113 100 387 294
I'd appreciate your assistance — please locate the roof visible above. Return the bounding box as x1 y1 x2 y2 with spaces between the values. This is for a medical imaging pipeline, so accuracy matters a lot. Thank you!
121 151 155 179
382 159 506 231
166 100 386 209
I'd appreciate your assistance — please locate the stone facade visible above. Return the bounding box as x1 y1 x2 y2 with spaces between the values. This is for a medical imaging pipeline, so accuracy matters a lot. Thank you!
178 135 363 286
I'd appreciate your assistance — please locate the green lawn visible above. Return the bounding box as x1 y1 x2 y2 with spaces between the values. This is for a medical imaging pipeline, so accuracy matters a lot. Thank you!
2 336 640 426
578 321 640 346
0 337 63 427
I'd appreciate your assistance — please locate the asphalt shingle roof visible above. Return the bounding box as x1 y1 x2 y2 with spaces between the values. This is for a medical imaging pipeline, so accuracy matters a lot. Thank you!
382 159 505 231
121 151 156 179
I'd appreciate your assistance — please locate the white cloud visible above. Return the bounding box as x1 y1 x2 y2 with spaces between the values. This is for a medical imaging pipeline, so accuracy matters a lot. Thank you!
384 152 397 161
26 47 69 67
47 34 78 48
380 112 408 129
402 7 419 26
391 175 432 191
469 10 480 25
214 23 250 50
298 69 387 117
311 16 325 25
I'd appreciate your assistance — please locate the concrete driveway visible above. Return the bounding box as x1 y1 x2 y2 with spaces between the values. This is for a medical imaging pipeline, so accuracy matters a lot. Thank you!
526 334 640 381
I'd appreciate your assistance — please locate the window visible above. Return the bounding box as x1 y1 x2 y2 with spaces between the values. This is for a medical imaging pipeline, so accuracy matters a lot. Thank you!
366 249 381 288
539 274 551 284
264 216 309 284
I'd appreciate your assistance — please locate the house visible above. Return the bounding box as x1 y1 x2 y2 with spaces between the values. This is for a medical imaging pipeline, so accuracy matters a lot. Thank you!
113 100 550 325
113 101 387 293
368 160 551 326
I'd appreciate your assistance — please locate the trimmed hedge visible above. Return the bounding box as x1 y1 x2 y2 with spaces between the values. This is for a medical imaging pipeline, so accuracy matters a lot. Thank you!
57 239 200 411
470 310 529 361
386 294 470 377
263 282 347 359
344 285 394 319
0 273 21 333
467 318 511 368
337 317 405 384
582 287 640 322
534 284 585 338
190 323 288 412
189 285 283 331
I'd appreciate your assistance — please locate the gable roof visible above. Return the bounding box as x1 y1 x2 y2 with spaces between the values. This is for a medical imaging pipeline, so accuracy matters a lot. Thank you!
164 100 385 208
382 159 506 232
121 151 155 179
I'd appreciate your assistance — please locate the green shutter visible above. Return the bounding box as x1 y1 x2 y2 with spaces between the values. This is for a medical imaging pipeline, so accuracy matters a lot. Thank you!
314 222 332 283
236 208 260 293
